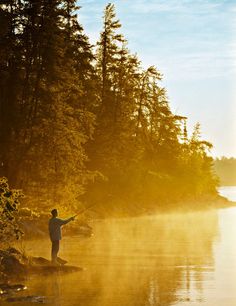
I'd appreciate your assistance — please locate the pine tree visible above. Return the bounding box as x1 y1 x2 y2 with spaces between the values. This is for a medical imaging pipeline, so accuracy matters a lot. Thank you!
0 0 97 210
0 1 218 215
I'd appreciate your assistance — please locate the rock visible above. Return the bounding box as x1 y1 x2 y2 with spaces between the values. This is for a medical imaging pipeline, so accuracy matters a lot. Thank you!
0 283 27 294
30 257 51 266
28 255 82 274
0 247 29 278
30 256 67 266
6 295 46 303
0 248 82 279
1 255 25 275
57 257 67 265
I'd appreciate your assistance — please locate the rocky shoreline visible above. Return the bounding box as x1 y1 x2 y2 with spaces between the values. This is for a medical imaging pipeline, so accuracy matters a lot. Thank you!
0 247 82 303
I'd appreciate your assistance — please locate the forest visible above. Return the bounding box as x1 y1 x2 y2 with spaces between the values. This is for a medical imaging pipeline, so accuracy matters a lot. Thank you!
214 157 236 186
0 1 219 221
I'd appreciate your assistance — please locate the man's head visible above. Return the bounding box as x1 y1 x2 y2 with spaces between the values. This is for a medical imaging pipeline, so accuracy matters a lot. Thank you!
51 209 58 217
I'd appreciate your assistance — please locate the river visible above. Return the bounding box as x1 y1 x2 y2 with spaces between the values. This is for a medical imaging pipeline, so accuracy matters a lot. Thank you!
3 187 236 306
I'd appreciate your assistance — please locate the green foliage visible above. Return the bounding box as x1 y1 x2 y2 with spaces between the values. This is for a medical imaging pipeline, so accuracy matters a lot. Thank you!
0 2 218 215
0 0 96 209
85 4 218 210
0 177 23 242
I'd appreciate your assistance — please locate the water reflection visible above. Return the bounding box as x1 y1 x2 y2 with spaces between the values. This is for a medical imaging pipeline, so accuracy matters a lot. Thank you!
8 210 220 306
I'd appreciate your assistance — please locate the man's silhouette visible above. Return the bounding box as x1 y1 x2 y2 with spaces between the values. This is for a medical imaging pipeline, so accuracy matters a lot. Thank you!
49 209 75 264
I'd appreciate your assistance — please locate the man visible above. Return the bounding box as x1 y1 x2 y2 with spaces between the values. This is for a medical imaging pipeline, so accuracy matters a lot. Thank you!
49 209 75 264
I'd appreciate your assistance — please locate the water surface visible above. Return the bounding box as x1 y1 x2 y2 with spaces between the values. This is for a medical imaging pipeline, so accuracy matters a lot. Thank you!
3 187 236 306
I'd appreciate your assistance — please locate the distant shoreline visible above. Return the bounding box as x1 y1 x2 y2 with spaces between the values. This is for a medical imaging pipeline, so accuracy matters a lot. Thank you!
218 185 236 187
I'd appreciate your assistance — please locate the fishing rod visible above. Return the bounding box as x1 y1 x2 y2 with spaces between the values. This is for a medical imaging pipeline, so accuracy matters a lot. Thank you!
72 204 96 218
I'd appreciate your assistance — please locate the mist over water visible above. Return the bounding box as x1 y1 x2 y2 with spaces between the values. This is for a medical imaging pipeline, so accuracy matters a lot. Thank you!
218 186 236 202
3 187 236 306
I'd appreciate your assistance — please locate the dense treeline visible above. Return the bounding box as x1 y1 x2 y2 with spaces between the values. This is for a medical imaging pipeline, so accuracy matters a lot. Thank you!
0 2 218 215
214 157 236 186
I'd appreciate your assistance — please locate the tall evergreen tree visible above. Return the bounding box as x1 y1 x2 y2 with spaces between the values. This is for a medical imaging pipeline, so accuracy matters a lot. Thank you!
0 0 96 210
0 2 218 215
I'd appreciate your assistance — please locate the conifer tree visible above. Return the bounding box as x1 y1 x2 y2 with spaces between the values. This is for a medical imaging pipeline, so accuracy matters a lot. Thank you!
0 2 219 214
0 0 96 209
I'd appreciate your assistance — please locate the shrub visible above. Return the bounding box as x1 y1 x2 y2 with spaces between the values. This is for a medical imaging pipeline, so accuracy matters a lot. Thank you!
0 177 23 243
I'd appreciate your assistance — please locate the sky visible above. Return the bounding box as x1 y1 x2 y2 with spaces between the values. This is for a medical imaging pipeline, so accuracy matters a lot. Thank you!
77 0 236 157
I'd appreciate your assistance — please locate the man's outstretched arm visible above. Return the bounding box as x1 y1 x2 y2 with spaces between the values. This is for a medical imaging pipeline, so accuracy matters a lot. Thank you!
58 216 75 226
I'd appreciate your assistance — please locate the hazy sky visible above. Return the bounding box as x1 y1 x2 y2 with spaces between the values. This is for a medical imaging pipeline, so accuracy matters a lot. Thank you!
78 0 236 157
